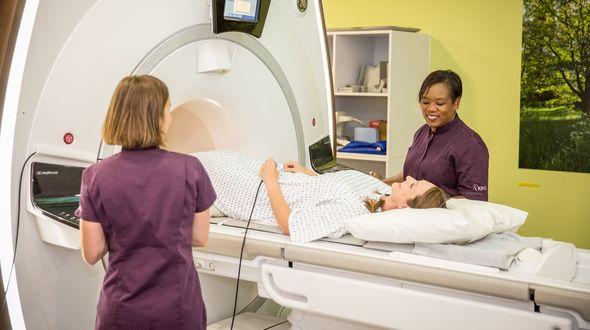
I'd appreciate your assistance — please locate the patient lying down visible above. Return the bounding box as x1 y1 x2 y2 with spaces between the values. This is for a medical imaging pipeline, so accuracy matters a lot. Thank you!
194 150 448 243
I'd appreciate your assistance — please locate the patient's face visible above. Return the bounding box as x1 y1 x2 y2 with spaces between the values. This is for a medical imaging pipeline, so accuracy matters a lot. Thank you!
381 176 435 211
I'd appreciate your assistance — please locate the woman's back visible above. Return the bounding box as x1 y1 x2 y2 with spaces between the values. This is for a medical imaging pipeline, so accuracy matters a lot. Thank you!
79 147 214 329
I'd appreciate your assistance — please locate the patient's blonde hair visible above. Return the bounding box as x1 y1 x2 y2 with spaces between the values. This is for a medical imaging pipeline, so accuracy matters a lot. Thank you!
407 187 449 209
102 75 169 149
364 197 384 213
363 186 448 213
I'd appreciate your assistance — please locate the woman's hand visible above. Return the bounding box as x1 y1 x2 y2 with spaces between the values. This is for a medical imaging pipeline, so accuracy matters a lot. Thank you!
260 158 279 185
382 172 403 185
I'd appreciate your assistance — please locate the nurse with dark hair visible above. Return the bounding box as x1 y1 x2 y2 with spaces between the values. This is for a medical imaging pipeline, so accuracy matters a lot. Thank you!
76 75 216 329
383 70 489 201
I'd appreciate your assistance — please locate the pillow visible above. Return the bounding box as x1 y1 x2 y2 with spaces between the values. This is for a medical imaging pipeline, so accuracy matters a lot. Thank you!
210 204 227 218
446 199 528 233
346 199 528 244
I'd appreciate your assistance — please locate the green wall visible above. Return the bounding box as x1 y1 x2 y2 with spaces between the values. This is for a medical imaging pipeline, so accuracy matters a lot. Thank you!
322 0 590 248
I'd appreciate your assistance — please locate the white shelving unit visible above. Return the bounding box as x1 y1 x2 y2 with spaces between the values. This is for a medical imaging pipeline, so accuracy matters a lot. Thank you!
336 152 387 162
327 27 430 177
334 92 388 97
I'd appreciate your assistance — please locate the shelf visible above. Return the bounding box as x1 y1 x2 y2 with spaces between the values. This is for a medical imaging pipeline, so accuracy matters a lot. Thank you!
329 27 430 178
336 152 387 162
328 26 420 34
335 92 388 97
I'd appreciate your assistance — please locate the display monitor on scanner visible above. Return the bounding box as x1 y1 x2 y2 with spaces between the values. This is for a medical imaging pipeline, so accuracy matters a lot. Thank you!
213 0 269 37
224 0 260 23
309 136 352 174
31 162 84 228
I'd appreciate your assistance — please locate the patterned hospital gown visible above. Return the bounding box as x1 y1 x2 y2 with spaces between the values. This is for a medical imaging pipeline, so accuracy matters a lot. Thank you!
194 150 391 242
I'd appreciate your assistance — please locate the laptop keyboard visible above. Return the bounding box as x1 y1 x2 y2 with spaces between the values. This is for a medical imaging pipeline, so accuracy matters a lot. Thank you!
321 164 352 173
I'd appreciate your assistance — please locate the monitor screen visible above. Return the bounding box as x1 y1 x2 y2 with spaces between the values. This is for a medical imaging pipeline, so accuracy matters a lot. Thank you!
32 162 84 199
224 0 260 23
309 135 337 171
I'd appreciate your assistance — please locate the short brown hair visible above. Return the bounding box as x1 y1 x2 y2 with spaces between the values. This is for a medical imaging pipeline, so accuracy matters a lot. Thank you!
102 75 169 149
407 186 449 209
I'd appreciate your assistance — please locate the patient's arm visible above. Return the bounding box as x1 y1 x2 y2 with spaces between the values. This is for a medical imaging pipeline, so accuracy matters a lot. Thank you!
261 159 291 234
283 161 318 176
382 172 403 185
266 182 291 234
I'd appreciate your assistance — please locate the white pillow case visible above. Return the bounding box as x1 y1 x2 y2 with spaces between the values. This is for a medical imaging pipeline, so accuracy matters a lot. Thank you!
446 199 528 233
346 199 528 244
210 204 227 218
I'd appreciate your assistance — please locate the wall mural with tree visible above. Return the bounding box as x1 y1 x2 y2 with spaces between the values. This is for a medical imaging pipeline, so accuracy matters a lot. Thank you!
520 0 590 173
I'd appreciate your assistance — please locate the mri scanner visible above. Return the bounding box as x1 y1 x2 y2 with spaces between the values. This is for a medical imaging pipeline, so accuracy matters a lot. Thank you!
1 0 590 329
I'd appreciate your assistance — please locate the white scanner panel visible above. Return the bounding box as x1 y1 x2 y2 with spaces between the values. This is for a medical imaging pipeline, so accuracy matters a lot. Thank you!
151 42 298 162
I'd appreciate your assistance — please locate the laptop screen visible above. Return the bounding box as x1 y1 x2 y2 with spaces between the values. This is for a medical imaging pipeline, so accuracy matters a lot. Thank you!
309 135 338 172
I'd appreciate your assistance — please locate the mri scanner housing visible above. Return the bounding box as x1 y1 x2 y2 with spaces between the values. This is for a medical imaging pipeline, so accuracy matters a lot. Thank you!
3 0 590 329
1 0 335 328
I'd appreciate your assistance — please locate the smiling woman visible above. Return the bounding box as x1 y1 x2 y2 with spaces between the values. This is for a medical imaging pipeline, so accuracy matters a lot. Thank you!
418 71 462 131
383 70 489 201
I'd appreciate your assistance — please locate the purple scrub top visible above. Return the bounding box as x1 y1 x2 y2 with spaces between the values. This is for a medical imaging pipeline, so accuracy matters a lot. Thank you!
403 115 489 200
76 147 216 330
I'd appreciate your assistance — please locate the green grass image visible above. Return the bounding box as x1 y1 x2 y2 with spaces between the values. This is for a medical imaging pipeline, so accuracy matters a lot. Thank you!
519 107 590 173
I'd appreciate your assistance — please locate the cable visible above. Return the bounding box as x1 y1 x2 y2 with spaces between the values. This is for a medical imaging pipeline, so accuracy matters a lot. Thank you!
0 152 37 315
230 180 264 330
236 295 263 315
264 320 289 330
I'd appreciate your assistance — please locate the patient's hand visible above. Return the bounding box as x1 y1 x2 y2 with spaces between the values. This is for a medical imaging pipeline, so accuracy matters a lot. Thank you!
283 161 318 176
260 158 279 185
283 161 305 173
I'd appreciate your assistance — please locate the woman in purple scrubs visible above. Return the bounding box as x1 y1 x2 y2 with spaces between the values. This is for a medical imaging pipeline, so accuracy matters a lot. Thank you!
384 70 489 201
76 75 216 329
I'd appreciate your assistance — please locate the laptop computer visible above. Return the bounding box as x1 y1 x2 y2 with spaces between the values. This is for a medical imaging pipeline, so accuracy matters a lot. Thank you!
308 135 352 174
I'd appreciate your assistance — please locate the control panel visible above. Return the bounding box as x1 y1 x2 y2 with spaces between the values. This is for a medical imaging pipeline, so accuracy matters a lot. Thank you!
31 162 84 229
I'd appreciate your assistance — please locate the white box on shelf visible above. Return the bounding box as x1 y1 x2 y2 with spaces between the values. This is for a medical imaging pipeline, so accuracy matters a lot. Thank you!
354 127 379 143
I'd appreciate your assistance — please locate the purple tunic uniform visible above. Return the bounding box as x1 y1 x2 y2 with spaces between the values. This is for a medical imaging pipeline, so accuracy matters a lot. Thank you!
403 115 489 200
76 147 216 330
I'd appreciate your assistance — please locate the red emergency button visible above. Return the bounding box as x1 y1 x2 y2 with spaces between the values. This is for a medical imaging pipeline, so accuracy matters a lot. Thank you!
63 132 74 145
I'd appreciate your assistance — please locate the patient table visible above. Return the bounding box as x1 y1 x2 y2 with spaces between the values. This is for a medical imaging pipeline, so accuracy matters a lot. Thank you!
196 218 590 329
